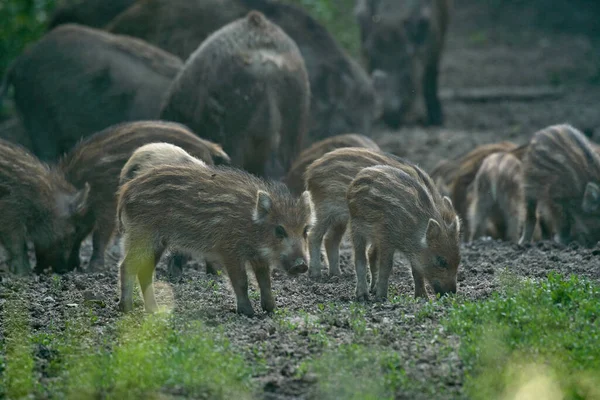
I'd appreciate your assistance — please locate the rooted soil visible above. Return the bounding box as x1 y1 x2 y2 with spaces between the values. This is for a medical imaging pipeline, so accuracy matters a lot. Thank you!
1 0 600 399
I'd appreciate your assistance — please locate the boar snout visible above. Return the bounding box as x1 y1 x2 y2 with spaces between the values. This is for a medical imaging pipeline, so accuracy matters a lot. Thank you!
432 279 457 296
288 257 309 275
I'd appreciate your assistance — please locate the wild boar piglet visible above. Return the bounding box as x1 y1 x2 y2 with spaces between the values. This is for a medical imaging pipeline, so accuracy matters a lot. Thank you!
117 163 315 316
284 133 380 195
347 164 461 301
468 152 524 242
0 139 89 275
519 124 600 247
304 147 447 279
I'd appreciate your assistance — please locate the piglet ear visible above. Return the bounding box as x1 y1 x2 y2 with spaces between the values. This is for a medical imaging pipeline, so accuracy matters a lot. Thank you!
582 182 600 214
71 182 90 217
443 196 453 210
425 218 442 246
253 190 272 223
449 215 461 238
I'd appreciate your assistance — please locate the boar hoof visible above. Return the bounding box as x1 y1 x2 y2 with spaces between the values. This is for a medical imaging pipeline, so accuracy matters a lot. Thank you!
373 296 388 303
87 259 104 273
261 298 275 313
117 299 133 313
308 269 322 281
236 303 255 317
356 292 369 303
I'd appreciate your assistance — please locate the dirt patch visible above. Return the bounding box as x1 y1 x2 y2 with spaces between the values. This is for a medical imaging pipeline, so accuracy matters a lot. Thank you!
1 0 600 398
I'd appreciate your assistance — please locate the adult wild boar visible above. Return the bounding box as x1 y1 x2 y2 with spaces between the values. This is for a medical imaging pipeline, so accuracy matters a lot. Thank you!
48 0 135 30
160 11 309 179
107 0 380 141
354 0 451 127
1 24 183 162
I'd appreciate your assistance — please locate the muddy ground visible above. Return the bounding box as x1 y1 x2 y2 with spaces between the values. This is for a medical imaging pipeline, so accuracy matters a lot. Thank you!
1 0 600 399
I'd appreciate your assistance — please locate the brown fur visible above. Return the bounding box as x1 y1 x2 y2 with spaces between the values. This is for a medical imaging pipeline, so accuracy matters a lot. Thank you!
119 142 216 279
0 139 90 275
56 120 229 272
354 0 452 127
116 163 315 316
445 141 518 240
284 134 380 196
347 165 460 301
3 24 183 162
519 124 600 247
160 11 309 179
467 152 524 242
48 0 135 30
107 0 380 141
304 147 455 279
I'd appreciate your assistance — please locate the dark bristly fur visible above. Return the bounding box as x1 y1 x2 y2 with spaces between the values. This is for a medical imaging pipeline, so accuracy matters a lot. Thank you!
354 0 452 127
160 11 310 179
48 0 135 30
304 147 456 279
519 124 600 247
468 152 524 242
0 139 89 275
4 24 182 162
347 165 460 301
116 163 315 316
107 0 380 141
56 120 229 272
284 134 380 196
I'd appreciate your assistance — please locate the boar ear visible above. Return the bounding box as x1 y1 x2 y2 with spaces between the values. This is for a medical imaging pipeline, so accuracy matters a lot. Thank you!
582 182 600 213
442 196 453 209
253 190 272 222
449 215 461 237
424 218 442 246
70 182 90 216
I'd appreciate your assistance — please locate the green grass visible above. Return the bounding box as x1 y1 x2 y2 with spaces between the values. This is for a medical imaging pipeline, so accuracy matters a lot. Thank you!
445 272 600 400
298 343 407 400
0 300 255 399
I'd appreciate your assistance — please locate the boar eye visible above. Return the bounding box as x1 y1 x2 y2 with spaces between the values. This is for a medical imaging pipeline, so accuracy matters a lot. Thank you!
275 225 287 239
303 225 310 238
436 256 448 269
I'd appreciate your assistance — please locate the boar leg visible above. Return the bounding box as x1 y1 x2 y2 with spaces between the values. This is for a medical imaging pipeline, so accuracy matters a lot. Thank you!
308 220 328 279
424 61 443 126
374 247 394 302
409 259 428 299
251 261 275 313
467 198 490 242
137 246 163 313
518 198 538 245
324 222 347 276
117 236 155 313
351 231 369 302
503 207 522 243
225 259 255 317
368 245 379 294
166 253 186 282
4 231 30 275
555 209 573 246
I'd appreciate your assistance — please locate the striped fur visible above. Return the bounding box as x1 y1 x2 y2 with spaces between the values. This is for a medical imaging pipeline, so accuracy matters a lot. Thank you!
347 165 460 301
116 163 314 316
519 124 600 247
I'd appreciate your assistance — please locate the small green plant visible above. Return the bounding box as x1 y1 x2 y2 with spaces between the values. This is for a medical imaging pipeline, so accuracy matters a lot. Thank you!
445 272 600 400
